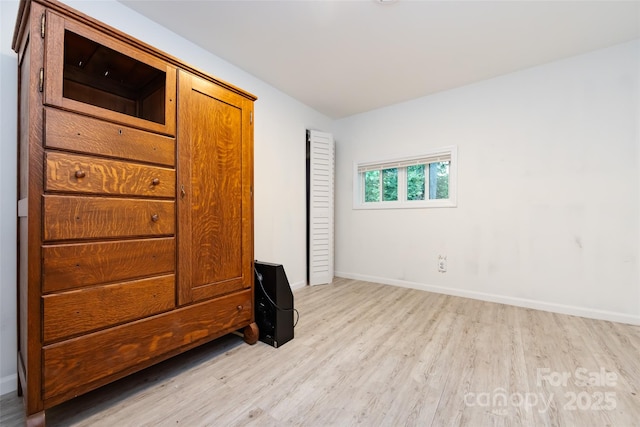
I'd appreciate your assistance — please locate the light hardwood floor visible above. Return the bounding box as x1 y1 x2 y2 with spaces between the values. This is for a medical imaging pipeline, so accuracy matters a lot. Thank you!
1 278 639 426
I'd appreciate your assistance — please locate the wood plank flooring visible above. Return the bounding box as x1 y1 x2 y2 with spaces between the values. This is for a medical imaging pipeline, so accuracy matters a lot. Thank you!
1 278 639 426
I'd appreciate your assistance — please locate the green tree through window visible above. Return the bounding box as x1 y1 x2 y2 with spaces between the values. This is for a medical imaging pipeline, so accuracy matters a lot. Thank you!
407 165 425 200
427 162 449 200
364 170 380 202
382 168 398 201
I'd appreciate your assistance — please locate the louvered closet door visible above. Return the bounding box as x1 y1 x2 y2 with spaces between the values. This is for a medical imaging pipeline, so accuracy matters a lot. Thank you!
308 130 335 285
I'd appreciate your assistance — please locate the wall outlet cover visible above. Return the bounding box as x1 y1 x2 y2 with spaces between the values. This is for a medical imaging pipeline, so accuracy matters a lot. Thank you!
438 255 447 272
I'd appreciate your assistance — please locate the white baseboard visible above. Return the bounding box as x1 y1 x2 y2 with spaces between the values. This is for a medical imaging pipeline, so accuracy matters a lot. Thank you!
0 373 17 397
334 271 640 326
290 280 307 291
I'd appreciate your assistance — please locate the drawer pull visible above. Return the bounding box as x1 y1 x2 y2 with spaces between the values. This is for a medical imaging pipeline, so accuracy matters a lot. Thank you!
75 170 86 179
151 214 159 222
151 178 160 186
237 305 243 311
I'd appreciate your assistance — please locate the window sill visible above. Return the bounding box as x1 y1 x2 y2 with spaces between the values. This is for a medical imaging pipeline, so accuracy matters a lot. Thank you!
353 199 457 210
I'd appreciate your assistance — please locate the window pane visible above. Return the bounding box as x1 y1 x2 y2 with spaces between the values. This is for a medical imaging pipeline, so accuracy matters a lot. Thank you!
428 161 450 199
364 170 380 202
382 168 398 201
407 164 425 201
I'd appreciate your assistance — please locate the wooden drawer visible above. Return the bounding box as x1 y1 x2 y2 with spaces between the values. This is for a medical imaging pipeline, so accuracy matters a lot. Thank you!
43 195 175 241
43 238 175 293
43 289 253 403
45 108 175 167
45 151 175 197
43 274 176 343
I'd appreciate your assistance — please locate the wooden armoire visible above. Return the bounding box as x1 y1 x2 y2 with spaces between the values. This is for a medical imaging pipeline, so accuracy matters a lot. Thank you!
12 0 258 424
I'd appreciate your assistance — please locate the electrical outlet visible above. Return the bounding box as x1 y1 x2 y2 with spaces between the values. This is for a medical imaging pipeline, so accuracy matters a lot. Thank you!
438 255 447 273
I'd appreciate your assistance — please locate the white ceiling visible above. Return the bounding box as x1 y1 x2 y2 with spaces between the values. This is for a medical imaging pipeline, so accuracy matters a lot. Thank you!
119 0 640 119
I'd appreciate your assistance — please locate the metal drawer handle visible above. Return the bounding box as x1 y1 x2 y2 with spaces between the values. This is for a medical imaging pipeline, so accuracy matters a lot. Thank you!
151 214 159 222
75 170 86 179
151 178 160 186
237 305 243 311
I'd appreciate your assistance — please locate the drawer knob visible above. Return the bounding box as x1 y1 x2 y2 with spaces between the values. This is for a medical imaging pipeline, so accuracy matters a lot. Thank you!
237 305 243 311
151 214 159 222
151 178 160 186
75 170 86 179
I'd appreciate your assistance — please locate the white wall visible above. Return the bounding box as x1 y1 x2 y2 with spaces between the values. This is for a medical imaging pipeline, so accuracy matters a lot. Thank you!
0 0 20 397
334 39 640 325
0 0 331 395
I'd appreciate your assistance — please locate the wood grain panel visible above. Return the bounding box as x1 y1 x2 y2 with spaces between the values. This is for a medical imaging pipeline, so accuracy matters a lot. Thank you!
190 88 243 287
43 238 175 292
141 85 166 125
45 108 175 166
192 277 247 302
43 274 175 343
17 27 33 410
43 289 253 403
178 71 253 305
43 195 174 241
18 2 49 417
45 151 175 197
63 79 137 118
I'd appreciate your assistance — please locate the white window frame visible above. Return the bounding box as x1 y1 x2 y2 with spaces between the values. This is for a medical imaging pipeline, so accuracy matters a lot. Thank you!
353 146 457 210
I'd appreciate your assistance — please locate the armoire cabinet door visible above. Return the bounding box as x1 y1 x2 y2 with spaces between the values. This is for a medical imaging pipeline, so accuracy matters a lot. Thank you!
177 70 254 305
43 10 177 136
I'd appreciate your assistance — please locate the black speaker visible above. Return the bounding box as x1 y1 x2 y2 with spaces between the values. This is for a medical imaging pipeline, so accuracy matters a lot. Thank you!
254 261 294 348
